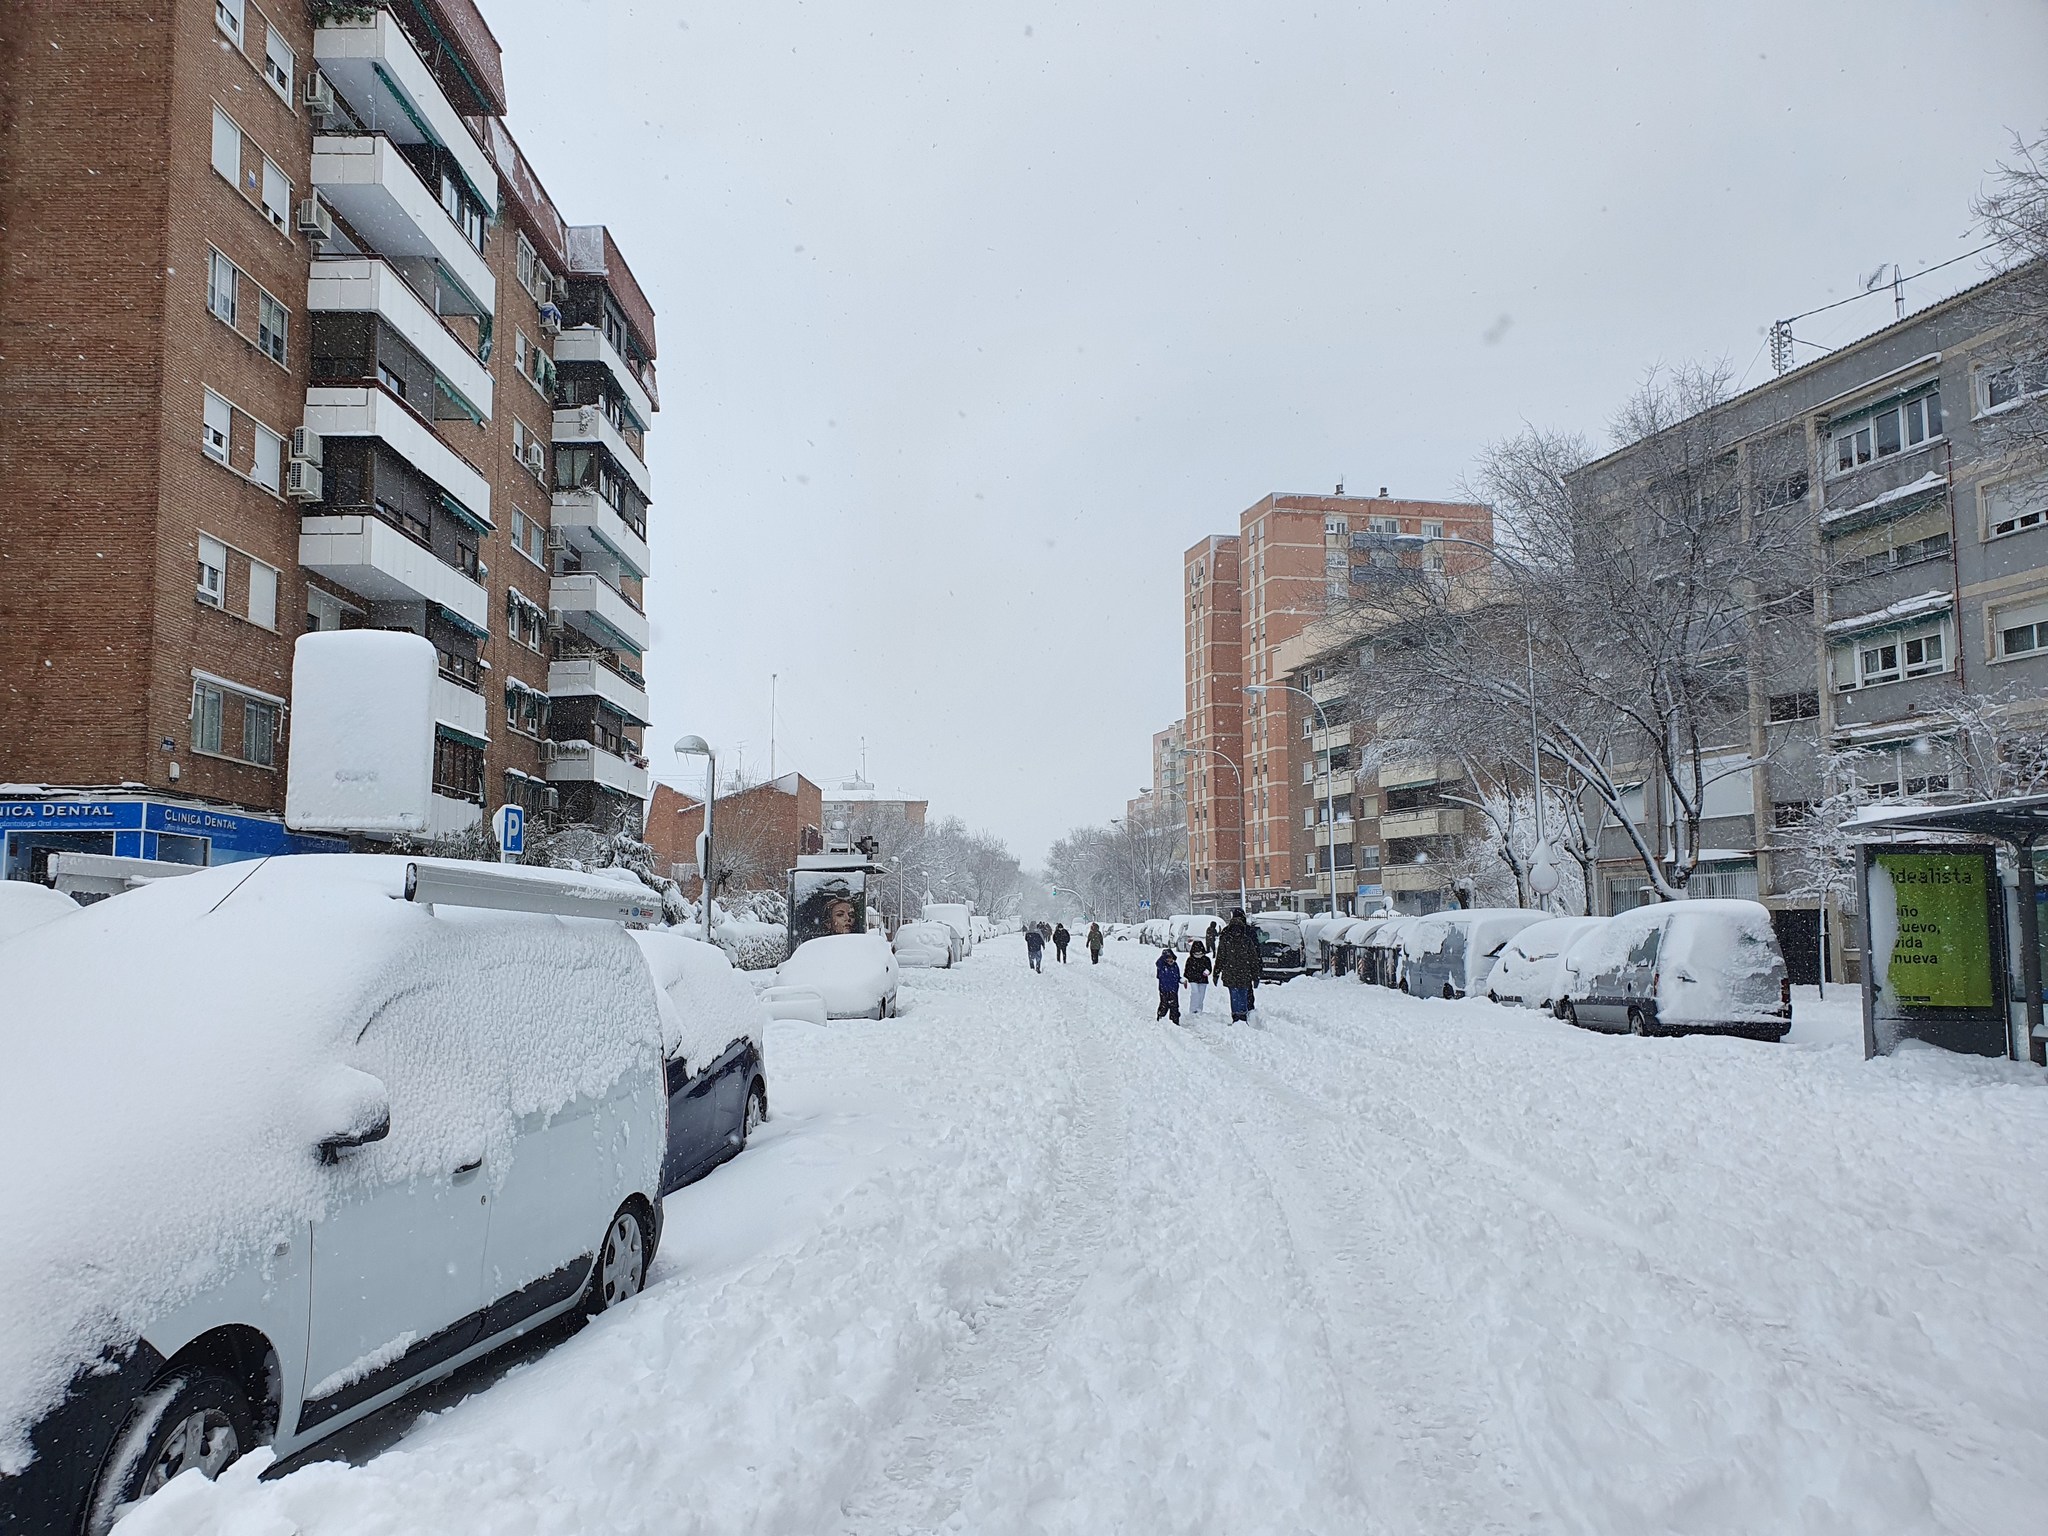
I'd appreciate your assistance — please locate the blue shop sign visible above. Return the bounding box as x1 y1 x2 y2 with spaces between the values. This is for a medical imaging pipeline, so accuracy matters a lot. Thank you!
1 799 346 874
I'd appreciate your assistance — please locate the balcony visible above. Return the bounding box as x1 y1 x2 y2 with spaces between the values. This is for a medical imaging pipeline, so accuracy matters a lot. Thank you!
550 573 649 653
1308 674 1349 706
1381 866 1443 894
1380 807 1465 839
548 655 650 726
303 386 490 526
308 259 491 420
554 405 650 501
1314 821 1356 846
1310 722 1353 753
1311 770 1355 798
311 135 494 316
1376 758 1443 790
550 488 649 579
552 325 655 432
314 12 497 221
429 792 483 838
299 513 488 630
431 673 489 746
545 738 650 798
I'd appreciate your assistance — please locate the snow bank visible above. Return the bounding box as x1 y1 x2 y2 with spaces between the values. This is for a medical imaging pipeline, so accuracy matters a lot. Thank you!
0 881 79 947
0 854 663 1472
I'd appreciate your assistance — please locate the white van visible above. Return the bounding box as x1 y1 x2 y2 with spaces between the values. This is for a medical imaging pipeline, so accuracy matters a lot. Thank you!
921 901 977 963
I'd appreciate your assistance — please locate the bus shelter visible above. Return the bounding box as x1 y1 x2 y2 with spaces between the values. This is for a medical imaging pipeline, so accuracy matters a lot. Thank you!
1852 794 2048 1062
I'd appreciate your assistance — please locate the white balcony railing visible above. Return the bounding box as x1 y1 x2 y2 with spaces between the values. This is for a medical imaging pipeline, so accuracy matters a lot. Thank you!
428 791 484 838
1379 808 1465 840
303 386 491 526
547 656 650 726
550 572 650 652
551 325 655 432
430 673 489 745
299 514 489 631
311 135 495 316
550 488 649 579
307 259 491 420
544 739 650 798
553 405 650 500
314 11 497 219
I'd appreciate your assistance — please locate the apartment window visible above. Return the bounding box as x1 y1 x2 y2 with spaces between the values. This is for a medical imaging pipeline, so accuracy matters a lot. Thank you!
214 0 244 47
1983 359 2048 413
513 329 530 380
197 535 228 606
1370 517 1399 534
1830 388 1941 473
260 158 290 231
201 391 232 463
211 107 241 184
1422 520 1444 539
1985 472 2048 540
263 26 293 100
433 732 486 803
1996 599 2048 661
192 682 225 754
1324 517 1348 535
306 586 359 633
1842 623 1947 688
251 426 283 495
258 292 288 364
510 508 546 567
1767 690 1820 722
243 699 278 767
207 249 239 325
516 235 539 297
440 171 484 250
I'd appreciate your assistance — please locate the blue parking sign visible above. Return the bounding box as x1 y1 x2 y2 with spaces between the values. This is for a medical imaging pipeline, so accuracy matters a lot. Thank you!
492 804 525 859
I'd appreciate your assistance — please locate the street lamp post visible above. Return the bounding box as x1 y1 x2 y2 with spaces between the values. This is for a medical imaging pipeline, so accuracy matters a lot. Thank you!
1175 744 1249 917
1245 683 1341 917
673 734 717 948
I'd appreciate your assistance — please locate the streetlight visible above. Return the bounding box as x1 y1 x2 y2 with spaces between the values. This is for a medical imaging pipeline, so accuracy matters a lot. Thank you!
1245 682 1341 918
1174 744 1248 917
673 734 716 948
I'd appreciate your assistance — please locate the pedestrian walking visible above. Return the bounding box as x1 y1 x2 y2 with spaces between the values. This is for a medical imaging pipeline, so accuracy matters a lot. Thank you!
1183 939 1211 1015
1024 924 1045 973
1155 946 1182 1023
1086 922 1104 963
1213 908 1262 1024
1206 920 1220 953
1052 923 1071 963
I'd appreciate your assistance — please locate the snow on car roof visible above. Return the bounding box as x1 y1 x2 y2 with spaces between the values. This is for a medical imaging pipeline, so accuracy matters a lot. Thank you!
631 928 770 1070
0 880 79 947
0 854 663 1473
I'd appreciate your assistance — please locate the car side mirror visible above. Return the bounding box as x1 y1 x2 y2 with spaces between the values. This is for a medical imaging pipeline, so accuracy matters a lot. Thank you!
311 1067 391 1165
319 1110 390 1165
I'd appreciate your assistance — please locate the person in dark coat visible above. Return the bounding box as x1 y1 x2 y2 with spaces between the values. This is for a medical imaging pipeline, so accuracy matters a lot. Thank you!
1212 908 1263 1023
1052 923 1071 963
1086 922 1104 962
1024 924 1046 973
1182 939 1212 1015
1155 947 1182 1023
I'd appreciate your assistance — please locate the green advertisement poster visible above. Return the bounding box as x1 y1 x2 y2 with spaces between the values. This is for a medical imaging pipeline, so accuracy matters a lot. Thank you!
1875 850 1995 1010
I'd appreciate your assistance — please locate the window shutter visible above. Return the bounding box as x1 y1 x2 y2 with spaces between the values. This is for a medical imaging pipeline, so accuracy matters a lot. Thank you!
211 108 240 182
261 159 289 228
252 427 282 494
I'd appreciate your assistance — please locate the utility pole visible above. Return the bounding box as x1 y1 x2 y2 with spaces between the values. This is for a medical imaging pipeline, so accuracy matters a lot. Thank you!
769 673 777 781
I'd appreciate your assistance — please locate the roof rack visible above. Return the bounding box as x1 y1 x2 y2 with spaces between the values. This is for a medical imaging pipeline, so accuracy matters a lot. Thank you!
46 852 205 899
404 860 666 923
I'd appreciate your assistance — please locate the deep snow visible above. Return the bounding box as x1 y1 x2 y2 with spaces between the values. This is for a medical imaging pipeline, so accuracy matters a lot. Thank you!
115 938 2048 1535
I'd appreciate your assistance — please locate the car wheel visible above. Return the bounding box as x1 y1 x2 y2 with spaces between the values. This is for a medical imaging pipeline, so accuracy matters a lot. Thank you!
1560 1000 1581 1029
1487 989 1499 1004
87 1369 253 1536
1628 1005 1649 1037
738 1080 766 1149
874 995 888 1020
584 1203 648 1315
1442 983 1456 1000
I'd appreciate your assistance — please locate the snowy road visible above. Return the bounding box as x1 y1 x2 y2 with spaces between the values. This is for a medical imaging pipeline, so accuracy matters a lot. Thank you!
127 940 2048 1535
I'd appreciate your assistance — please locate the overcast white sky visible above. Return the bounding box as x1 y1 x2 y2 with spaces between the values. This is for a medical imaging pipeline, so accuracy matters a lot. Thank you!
487 0 2048 864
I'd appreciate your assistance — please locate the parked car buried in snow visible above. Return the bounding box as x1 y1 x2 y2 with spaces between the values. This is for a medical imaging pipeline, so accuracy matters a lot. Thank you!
1250 911 1311 982
631 930 771 1196
1557 898 1792 1040
1482 916 1608 1013
892 920 957 969
1398 909 1547 999
0 856 669 1535
919 903 976 963
776 932 901 1018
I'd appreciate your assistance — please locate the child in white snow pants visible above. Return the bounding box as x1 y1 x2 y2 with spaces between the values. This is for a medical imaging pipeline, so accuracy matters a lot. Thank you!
1187 981 1208 1015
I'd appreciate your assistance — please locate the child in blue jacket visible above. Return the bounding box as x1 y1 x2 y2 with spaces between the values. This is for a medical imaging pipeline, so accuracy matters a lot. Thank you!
1155 947 1182 1024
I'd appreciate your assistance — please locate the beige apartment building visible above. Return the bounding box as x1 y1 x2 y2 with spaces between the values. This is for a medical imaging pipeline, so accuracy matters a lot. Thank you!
0 0 658 872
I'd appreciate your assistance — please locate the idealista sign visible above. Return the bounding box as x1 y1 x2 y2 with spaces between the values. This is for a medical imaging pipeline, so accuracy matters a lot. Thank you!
1872 849 1996 1010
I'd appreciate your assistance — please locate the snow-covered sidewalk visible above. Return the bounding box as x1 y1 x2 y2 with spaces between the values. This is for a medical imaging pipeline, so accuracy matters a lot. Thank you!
122 944 2048 1535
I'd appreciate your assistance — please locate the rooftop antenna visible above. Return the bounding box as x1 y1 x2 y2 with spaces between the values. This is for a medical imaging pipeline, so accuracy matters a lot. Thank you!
1335 479 1345 495
1768 319 1795 376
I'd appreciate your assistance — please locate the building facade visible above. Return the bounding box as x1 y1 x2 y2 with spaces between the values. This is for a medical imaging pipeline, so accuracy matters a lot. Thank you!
1184 491 1491 914
646 773 824 898
0 0 658 860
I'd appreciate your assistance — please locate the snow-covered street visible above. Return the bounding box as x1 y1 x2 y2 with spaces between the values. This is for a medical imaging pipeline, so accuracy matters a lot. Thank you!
125 939 2048 1536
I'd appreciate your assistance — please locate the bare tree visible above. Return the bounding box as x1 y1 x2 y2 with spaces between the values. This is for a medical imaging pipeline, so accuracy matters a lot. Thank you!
1972 128 2048 452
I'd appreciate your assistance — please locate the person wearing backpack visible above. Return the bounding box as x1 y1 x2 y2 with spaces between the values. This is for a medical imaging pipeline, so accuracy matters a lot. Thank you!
1213 909 1262 1024
1086 922 1104 963
1182 939 1212 1015
1155 946 1182 1023
1024 924 1046 973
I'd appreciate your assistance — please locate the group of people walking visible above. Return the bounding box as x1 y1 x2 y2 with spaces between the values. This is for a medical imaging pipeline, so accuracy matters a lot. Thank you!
1155 909 1261 1025
1023 910 1261 1028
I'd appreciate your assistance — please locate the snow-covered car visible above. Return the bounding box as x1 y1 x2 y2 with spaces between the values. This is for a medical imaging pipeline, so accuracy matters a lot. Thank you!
920 903 976 962
1559 899 1792 1040
1483 916 1608 1012
892 920 956 969
632 930 771 1195
1360 917 1411 986
777 932 900 1019
1400 909 1547 999
0 879 79 947
1250 911 1311 982
0 856 668 1535
759 984 829 1025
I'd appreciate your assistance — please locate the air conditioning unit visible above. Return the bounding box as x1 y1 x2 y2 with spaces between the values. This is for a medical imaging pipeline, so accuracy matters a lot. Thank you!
285 458 323 502
290 426 323 466
537 302 561 337
525 442 547 476
296 197 334 243
475 559 489 581
547 607 563 629
302 71 336 120
545 528 568 552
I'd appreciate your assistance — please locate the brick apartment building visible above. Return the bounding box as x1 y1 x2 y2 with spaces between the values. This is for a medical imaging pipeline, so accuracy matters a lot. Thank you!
646 773 824 899
1182 491 1491 914
0 0 657 873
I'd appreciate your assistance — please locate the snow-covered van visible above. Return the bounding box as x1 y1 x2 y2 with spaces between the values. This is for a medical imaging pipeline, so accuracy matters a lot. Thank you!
1558 898 1791 1040
1399 909 1547 999
1482 916 1608 1012
920 902 976 963
0 856 669 1534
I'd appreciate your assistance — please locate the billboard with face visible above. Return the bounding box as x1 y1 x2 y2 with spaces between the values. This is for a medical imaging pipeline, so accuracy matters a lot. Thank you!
791 870 868 944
